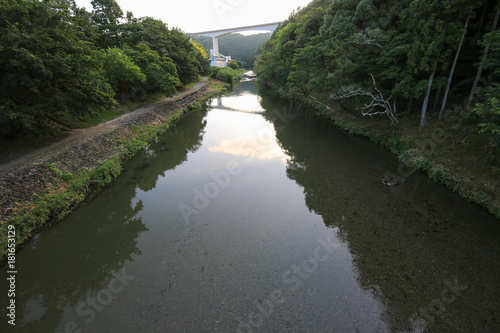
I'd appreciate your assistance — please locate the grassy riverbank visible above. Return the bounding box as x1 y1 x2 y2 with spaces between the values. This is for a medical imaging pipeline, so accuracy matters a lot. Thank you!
275 87 500 219
0 78 230 262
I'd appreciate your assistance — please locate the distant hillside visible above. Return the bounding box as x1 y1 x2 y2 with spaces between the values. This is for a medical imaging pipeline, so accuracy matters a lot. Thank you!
196 33 271 66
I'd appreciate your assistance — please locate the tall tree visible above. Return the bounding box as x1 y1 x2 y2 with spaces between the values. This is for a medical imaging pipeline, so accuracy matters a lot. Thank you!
91 0 124 48
101 47 146 98
402 0 479 126
467 6 500 108
439 17 470 119
0 0 115 136
124 43 181 96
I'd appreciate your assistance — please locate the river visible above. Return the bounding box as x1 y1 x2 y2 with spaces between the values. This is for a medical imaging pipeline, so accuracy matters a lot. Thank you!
1 75 499 332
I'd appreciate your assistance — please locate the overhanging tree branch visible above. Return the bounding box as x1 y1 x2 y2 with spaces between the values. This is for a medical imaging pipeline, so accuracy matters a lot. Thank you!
331 74 399 125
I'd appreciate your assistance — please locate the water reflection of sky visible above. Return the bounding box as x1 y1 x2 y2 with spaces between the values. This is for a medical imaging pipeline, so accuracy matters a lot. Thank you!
207 82 289 163
209 132 291 164
207 109 290 164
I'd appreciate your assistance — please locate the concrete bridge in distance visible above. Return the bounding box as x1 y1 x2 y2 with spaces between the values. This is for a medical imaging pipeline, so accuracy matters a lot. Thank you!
189 22 281 67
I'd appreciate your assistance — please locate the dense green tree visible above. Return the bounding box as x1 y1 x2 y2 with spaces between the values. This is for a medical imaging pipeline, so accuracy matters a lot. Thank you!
101 47 146 99
229 59 243 70
468 6 500 108
474 97 500 156
165 28 206 85
91 0 123 48
287 36 336 96
0 0 209 137
0 0 115 136
471 21 500 156
401 0 480 125
124 43 181 96
119 17 209 84
256 0 495 129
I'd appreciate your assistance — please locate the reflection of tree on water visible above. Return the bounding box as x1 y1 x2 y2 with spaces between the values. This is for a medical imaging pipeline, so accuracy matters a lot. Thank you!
0 186 147 332
0 105 210 333
211 81 264 114
225 80 260 97
260 90 500 332
132 105 208 192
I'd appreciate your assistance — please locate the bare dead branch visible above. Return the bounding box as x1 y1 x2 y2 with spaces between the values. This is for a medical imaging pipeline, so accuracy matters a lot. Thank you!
330 74 399 125
352 29 388 49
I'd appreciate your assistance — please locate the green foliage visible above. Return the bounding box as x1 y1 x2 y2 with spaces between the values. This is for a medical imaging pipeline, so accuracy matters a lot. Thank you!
123 43 181 97
0 0 116 136
429 164 460 191
91 0 124 47
47 163 73 181
164 27 210 85
0 0 209 138
101 47 146 97
481 29 500 77
209 67 242 86
385 135 411 155
255 0 493 123
474 97 500 154
64 108 122 129
229 59 243 70
89 159 122 186
253 0 500 218
473 28 500 157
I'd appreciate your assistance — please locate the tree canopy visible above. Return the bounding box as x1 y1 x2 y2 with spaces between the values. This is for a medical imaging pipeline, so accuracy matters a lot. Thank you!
0 0 209 137
255 0 497 127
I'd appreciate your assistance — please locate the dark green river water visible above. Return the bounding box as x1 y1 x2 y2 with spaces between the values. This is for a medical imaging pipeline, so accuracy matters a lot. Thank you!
1 77 500 332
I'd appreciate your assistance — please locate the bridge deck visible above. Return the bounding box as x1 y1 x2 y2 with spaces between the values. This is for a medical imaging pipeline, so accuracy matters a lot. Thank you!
190 22 281 37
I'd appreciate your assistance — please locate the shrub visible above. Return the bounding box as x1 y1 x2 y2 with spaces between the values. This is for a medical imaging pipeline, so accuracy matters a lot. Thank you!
474 97 500 158
209 67 242 86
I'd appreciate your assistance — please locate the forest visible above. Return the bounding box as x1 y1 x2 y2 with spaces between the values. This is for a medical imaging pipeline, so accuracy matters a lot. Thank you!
255 0 500 159
0 0 210 138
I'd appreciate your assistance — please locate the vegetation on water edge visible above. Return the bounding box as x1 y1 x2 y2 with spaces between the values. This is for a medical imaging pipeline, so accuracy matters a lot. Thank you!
277 88 500 219
254 0 500 218
209 67 245 88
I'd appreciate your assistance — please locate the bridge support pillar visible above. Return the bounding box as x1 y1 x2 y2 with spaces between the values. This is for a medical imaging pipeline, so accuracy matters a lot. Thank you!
210 49 218 67
212 36 219 54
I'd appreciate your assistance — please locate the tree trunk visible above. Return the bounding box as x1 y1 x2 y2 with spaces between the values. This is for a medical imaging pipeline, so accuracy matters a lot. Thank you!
439 17 469 119
467 9 500 109
421 60 438 127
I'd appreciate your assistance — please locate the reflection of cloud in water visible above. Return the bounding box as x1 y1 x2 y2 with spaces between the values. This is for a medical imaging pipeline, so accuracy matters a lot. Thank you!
209 134 290 164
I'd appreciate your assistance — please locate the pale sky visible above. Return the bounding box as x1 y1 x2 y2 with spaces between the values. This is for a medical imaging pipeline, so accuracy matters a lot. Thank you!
75 0 313 33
